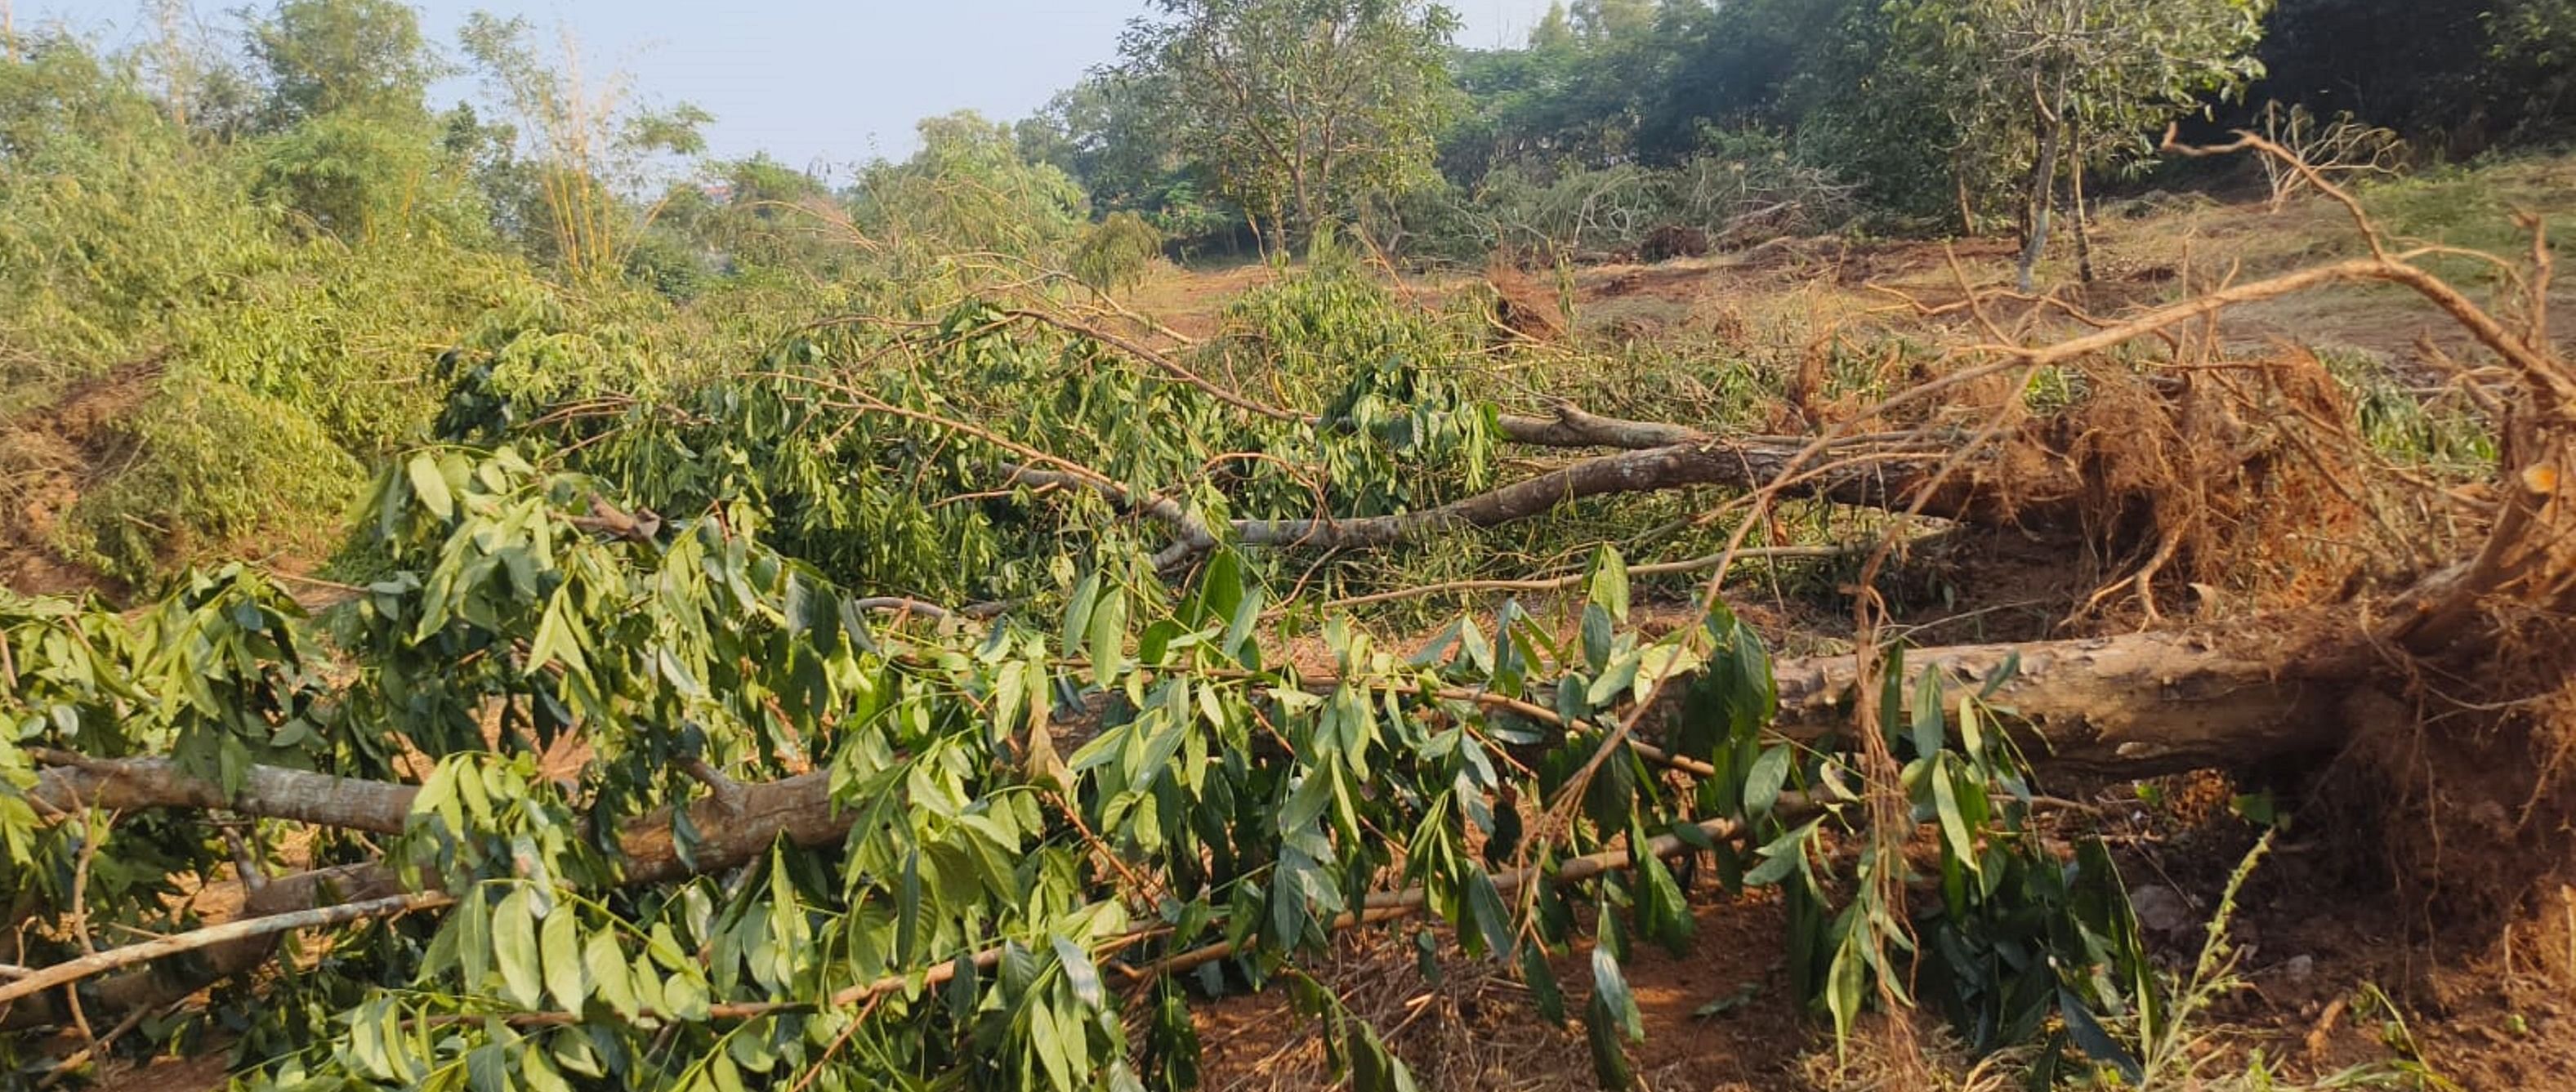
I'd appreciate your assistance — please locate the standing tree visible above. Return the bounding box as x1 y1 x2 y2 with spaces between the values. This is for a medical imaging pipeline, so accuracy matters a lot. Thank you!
1891 0 2271 289
458 13 710 282
1119 0 1460 251
854 110 1089 258
244 0 441 131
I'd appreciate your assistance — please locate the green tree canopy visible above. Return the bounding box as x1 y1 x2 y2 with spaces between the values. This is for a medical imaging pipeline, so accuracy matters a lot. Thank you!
856 110 1089 259
245 0 441 129
1888 0 2272 286
1120 0 1462 248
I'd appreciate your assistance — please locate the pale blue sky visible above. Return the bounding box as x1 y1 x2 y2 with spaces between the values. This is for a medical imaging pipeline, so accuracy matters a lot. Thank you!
38 1 1555 174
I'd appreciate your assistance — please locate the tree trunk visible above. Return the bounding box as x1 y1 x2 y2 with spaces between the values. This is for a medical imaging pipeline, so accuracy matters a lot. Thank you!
1954 150 1979 237
1291 170 1315 251
1753 625 2367 777
2017 112 2061 294
2069 120 2096 286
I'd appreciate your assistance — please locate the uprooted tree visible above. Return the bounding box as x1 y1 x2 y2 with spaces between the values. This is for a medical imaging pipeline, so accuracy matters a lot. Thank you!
2 138 2572 1090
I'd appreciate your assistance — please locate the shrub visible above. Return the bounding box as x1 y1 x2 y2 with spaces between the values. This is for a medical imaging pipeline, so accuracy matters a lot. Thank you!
1069 210 1163 293
250 114 489 243
1639 224 1710 262
66 379 363 585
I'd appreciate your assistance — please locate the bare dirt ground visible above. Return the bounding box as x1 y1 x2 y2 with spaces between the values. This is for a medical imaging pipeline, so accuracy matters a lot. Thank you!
0 361 156 599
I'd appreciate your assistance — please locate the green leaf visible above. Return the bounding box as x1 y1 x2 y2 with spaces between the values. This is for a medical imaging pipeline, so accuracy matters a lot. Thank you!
1584 953 1641 1091
1586 649 1641 707
1910 668 1947 759
587 931 636 1020
526 593 587 676
1463 869 1514 960
897 850 923 965
2230 791 2279 828
1977 651 2022 700
1185 546 1246 628
646 922 690 969
1030 998 1078 1092
465 1041 507 1092
1590 947 1643 1041
1052 936 1105 1009
1744 743 1790 818
1743 820 1818 889
708 1054 747 1092
1088 583 1128 683
1588 546 1631 622
1932 757 1978 871
407 453 453 521
519 1051 573 1092
663 969 710 1021
542 907 585 1011
1060 573 1100 662
2058 988 2145 1084
1279 769 1335 835
1633 836 1694 955
946 952 979 1021
1348 1018 1419 1092
494 888 543 1009
1519 942 1566 1023
1824 932 1865 1042
1580 604 1613 674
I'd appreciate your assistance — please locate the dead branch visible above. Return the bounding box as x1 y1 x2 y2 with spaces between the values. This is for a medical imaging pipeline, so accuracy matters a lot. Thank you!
1006 436 2056 570
0 893 449 1011
8 764 852 1027
29 751 416 833
1490 402 1708 449
1292 544 1856 615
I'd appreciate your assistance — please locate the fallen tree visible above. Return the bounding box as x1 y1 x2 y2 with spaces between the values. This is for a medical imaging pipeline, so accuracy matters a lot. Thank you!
5 137 2572 1090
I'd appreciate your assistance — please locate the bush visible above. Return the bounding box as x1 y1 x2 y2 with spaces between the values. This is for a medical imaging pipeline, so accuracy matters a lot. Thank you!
66 379 363 585
250 114 489 243
1069 211 1163 293
1639 224 1710 262
1457 131 1859 262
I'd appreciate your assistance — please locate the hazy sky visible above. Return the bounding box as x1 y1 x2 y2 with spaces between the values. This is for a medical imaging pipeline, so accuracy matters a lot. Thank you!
39 1 1557 174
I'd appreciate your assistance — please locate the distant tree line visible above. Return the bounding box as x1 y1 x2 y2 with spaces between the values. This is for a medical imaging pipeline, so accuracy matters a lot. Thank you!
1013 0 2572 266
7 0 2567 292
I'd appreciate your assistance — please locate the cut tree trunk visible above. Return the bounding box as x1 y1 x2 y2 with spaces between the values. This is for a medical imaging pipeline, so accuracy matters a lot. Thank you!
1755 624 2364 777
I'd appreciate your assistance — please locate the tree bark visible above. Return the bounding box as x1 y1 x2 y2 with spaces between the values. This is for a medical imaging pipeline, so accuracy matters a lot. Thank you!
1151 436 2079 568
29 755 417 834
2017 106 2061 294
1752 625 2363 777
1492 404 1708 449
1955 151 1979 237
2069 119 2096 286
6 768 850 1030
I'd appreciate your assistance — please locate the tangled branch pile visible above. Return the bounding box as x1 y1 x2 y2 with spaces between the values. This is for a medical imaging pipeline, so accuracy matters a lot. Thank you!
2 140 2572 1092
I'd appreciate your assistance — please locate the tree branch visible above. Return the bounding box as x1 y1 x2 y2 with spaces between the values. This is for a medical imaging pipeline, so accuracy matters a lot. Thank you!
1002 435 2068 568
0 893 449 1011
